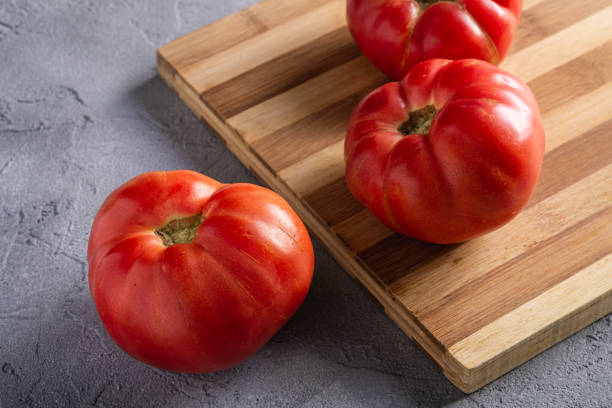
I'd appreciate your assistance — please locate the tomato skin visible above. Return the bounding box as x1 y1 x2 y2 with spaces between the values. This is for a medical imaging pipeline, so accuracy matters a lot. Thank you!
87 171 314 372
344 59 545 244
347 0 522 79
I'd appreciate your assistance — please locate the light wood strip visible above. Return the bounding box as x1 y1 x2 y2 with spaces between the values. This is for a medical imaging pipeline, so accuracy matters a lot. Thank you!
249 0 337 28
228 56 386 143
511 0 610 53
529 119 611 206
450 254 612 369
182 0 346 93
333 210 394 253
421 205 612 346
522 0 548 10
252 94 364 172
543 82 612 153
501 4 612 82
529 40 612 113
389 163 612 311
279 140 344 196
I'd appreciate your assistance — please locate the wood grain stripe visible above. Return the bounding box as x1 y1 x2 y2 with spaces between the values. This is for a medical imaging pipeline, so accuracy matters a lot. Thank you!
203 28 360 119
543 82 612 153
521 0 548 10
183 0 346 93
229 56 387 143
450 254 612 369
158 9 267 72
421 206 612 347
502 4 612 82
249 0 337 28
302 178 364 226
529 40 612 113
360 234 457 284
279 140 344 196
388 163 612 304
252 93 365 172
333 209 394 254
511 0 610 53
528 119 612 205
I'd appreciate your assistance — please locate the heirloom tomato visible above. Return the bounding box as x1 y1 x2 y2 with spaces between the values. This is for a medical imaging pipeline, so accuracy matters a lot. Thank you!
88 170 314 372
347 0 522 79
344 59 545 244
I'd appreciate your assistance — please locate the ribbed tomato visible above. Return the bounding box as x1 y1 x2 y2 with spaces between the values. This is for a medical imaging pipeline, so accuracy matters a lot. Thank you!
344 59 545 244
347 0 522 79
88 170 314 372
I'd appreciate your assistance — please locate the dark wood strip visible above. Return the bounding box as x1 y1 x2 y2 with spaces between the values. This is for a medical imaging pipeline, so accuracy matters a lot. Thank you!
358 119 612 284
528 118 612 206
511 0 610 53
303 178 363 226
528 40 612 113
252 92 369 172
359 235 458 285
419 206 612 347
203 28 360 118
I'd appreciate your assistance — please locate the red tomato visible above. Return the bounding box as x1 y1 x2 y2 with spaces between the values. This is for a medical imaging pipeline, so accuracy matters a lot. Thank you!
347 0 522 79
345 59 545 244
87 171 314 372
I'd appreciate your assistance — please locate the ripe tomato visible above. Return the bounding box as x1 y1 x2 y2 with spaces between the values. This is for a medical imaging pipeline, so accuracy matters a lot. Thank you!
345 59 545 244
87 170 314 372
347 0 522 79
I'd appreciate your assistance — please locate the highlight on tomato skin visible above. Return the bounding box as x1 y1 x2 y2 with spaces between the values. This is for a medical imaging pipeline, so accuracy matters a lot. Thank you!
87 170 314 373
347 0 522 80
344 59 545 244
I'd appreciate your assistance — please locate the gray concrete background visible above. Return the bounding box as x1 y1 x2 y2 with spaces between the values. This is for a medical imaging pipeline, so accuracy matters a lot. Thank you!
0 0 610 407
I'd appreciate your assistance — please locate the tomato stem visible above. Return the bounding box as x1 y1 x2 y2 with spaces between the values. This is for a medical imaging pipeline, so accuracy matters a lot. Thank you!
398 105 437 136
416 0 452 9
155 214 204 246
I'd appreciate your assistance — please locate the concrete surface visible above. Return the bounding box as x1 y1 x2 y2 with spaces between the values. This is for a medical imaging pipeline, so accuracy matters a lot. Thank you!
0 0 610 407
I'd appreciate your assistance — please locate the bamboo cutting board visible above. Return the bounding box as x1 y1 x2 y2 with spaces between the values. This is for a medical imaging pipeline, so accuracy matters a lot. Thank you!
157 0 612 392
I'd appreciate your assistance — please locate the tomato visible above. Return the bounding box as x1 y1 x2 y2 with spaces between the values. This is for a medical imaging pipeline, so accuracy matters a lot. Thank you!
347 0 522 80
87 171 314 372
344 59 545 244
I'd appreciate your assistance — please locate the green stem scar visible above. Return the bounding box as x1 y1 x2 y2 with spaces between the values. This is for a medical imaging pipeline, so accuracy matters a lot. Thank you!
155 214 204 246
398 105 437 136
416 0 451 8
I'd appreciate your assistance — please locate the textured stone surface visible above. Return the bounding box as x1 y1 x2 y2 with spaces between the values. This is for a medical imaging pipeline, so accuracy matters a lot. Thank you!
0 0 610 407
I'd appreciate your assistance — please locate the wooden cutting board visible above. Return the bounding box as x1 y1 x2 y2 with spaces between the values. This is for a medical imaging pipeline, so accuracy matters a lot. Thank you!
157 0 612 393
